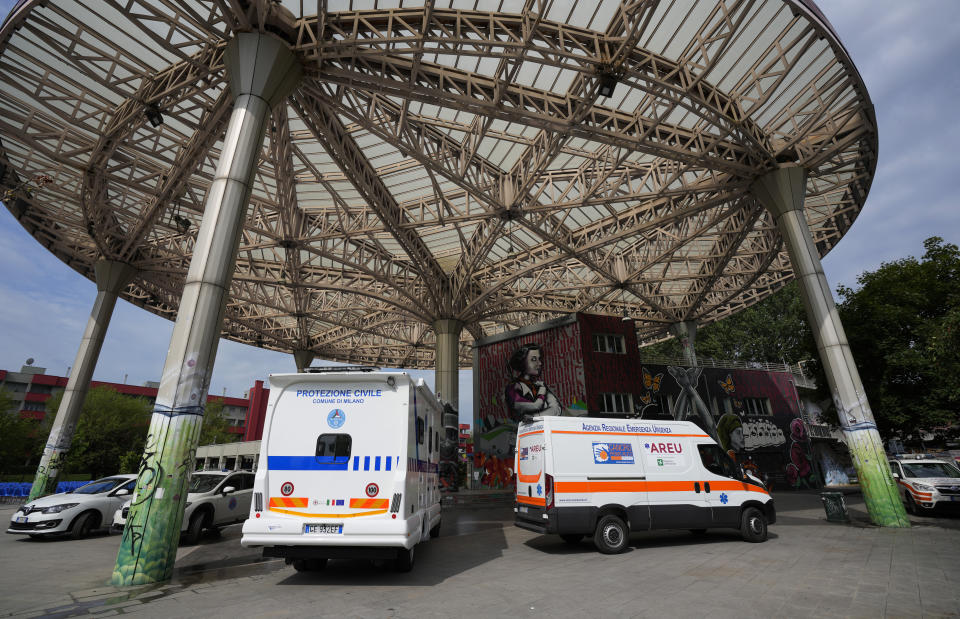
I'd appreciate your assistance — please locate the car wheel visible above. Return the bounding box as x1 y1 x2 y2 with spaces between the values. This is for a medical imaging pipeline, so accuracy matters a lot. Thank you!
395 546 415 572
593 514 629 554
904 494 917 515
740 507 768 543
69 511 96 540
429 520 441 538
185 511 206 545
560 534 584 545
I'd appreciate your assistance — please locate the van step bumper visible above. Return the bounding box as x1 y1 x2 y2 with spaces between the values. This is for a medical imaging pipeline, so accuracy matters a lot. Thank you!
515 519 549 535
264 545 399 560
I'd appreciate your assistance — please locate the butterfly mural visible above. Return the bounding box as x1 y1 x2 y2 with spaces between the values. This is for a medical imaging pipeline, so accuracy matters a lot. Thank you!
642 367 663 392
718 374 735 394
639 392 652 405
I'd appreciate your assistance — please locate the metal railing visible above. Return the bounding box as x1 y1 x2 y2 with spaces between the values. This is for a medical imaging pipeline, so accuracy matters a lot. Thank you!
638 354 815 382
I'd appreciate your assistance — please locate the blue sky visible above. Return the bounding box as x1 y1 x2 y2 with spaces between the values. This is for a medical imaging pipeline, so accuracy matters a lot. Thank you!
1 1 957 426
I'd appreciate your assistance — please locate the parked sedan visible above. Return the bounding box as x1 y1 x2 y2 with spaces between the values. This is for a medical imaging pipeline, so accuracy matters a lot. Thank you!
7 474 136 539
113 470 253 544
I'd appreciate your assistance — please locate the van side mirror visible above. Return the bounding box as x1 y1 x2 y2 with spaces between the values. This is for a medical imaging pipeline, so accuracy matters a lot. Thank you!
891 472 899 480
222 486 236 495
115 488 130 496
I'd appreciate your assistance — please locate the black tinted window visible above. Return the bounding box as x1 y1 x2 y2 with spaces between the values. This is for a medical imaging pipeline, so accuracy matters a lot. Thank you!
698 444 740 479
316 434 352 462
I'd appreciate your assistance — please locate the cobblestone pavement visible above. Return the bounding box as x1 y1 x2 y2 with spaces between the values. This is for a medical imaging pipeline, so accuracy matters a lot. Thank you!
1 491 958 618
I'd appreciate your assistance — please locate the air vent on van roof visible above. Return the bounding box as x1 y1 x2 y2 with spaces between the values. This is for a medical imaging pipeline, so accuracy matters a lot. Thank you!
303 365 381 373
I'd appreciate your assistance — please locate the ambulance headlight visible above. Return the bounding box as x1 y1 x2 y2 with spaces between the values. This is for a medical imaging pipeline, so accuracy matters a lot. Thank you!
913 482 935 492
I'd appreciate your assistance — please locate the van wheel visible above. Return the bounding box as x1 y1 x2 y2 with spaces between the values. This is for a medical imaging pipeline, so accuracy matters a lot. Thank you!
429 520 441 538
593 515 628 554
185 512 206 545
740 507 768 543
69 512 96 540
395 546 415 572
560 534 583 545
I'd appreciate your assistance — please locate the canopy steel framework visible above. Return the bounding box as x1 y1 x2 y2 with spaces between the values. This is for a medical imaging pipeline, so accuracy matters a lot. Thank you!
0 0 876 370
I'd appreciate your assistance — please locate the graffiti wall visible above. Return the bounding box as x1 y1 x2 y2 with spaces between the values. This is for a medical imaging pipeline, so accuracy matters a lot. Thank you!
473 318 587 488
637 363 821 489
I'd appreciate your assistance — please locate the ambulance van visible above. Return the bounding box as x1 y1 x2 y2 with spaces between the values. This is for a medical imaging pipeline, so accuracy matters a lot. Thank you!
241 369 442 572
514 416 774 553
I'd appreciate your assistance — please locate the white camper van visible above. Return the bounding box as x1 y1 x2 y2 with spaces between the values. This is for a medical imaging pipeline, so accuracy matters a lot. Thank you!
241 369 442 572
514 416 774 553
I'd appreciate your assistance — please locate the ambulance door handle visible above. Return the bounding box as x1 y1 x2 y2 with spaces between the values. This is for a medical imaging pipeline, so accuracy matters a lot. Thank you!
694 482 700 493
704 482 711 493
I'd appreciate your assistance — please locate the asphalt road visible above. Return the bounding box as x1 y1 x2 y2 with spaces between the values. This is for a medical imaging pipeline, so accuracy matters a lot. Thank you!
1 492 958 618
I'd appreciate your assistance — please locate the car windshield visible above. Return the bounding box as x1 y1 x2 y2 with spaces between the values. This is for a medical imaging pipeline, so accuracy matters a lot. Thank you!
189 474 224 493
74 477 129 494
902 463 960 478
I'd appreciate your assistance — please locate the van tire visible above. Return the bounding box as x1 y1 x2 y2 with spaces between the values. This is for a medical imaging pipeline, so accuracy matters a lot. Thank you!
740 507 768 543
395 546 415 572
185 511 207 545
904 494 918 515
429 520 441 538
593 515 628 554
560 534 583 545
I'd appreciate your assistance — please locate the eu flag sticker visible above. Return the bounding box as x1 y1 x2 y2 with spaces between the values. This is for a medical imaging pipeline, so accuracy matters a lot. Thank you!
593 442 635 464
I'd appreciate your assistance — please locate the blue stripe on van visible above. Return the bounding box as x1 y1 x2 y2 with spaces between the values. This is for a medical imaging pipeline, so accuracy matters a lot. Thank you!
353 456 359 471
375 456 381 471
364 456 370 471
268 456 349 471
385 456 391 471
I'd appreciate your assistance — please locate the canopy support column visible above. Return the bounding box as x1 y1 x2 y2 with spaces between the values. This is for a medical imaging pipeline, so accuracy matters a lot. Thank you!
27 260 136 502
669 321 698 367
112 33 302 585
752 165 908 528
293 350 314 372
433 319 463 410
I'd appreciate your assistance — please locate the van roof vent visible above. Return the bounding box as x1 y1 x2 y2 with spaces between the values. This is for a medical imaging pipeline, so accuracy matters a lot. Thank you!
303 365 380 373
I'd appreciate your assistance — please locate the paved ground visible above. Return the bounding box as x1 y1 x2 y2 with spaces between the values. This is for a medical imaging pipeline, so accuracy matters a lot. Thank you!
1 491 958 618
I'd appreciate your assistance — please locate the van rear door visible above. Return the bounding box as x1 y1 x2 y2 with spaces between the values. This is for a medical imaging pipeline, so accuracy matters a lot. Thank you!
264 376 404 527
516 421 547 513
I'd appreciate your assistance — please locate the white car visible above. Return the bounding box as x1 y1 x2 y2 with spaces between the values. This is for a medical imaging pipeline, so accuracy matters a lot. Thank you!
889 455 960 514
113 470 254 544
7 474 136 539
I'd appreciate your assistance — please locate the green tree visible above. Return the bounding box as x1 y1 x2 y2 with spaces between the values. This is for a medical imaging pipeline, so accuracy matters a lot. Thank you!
45 386 152 478
198 397 239 446
0 389 51 476
642 281 818 365
837 237 960 439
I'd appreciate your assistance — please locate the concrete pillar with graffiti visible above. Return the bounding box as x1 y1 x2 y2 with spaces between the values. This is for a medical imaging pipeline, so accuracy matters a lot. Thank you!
27 260 137 502
112 33 302 585
752 165 908 527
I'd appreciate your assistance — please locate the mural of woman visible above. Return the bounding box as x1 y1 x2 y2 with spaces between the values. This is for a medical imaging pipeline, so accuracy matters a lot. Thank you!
504 343 561 421
717 412 745 461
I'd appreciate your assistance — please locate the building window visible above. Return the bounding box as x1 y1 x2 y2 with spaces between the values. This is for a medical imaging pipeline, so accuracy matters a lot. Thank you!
598 393 632 414
593 334 625 354
743 397 772 416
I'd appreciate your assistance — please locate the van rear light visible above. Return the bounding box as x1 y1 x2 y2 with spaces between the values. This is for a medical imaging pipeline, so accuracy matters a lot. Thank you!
254 492 263 512
390 492 402 513
545 473 554 510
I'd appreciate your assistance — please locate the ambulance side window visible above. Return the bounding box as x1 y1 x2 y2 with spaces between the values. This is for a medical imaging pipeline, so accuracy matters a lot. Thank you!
416 418 425 444
698 444 739 479
428 426 433 452
316 434 352 463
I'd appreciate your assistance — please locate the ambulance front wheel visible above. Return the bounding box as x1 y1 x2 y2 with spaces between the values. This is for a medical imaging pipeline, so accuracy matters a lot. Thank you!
740 507 768 543
395 545 415 572
593 515 629 554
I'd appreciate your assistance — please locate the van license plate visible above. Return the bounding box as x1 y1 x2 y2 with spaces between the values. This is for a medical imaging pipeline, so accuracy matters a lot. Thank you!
519 506 528 514
305 523 343 534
